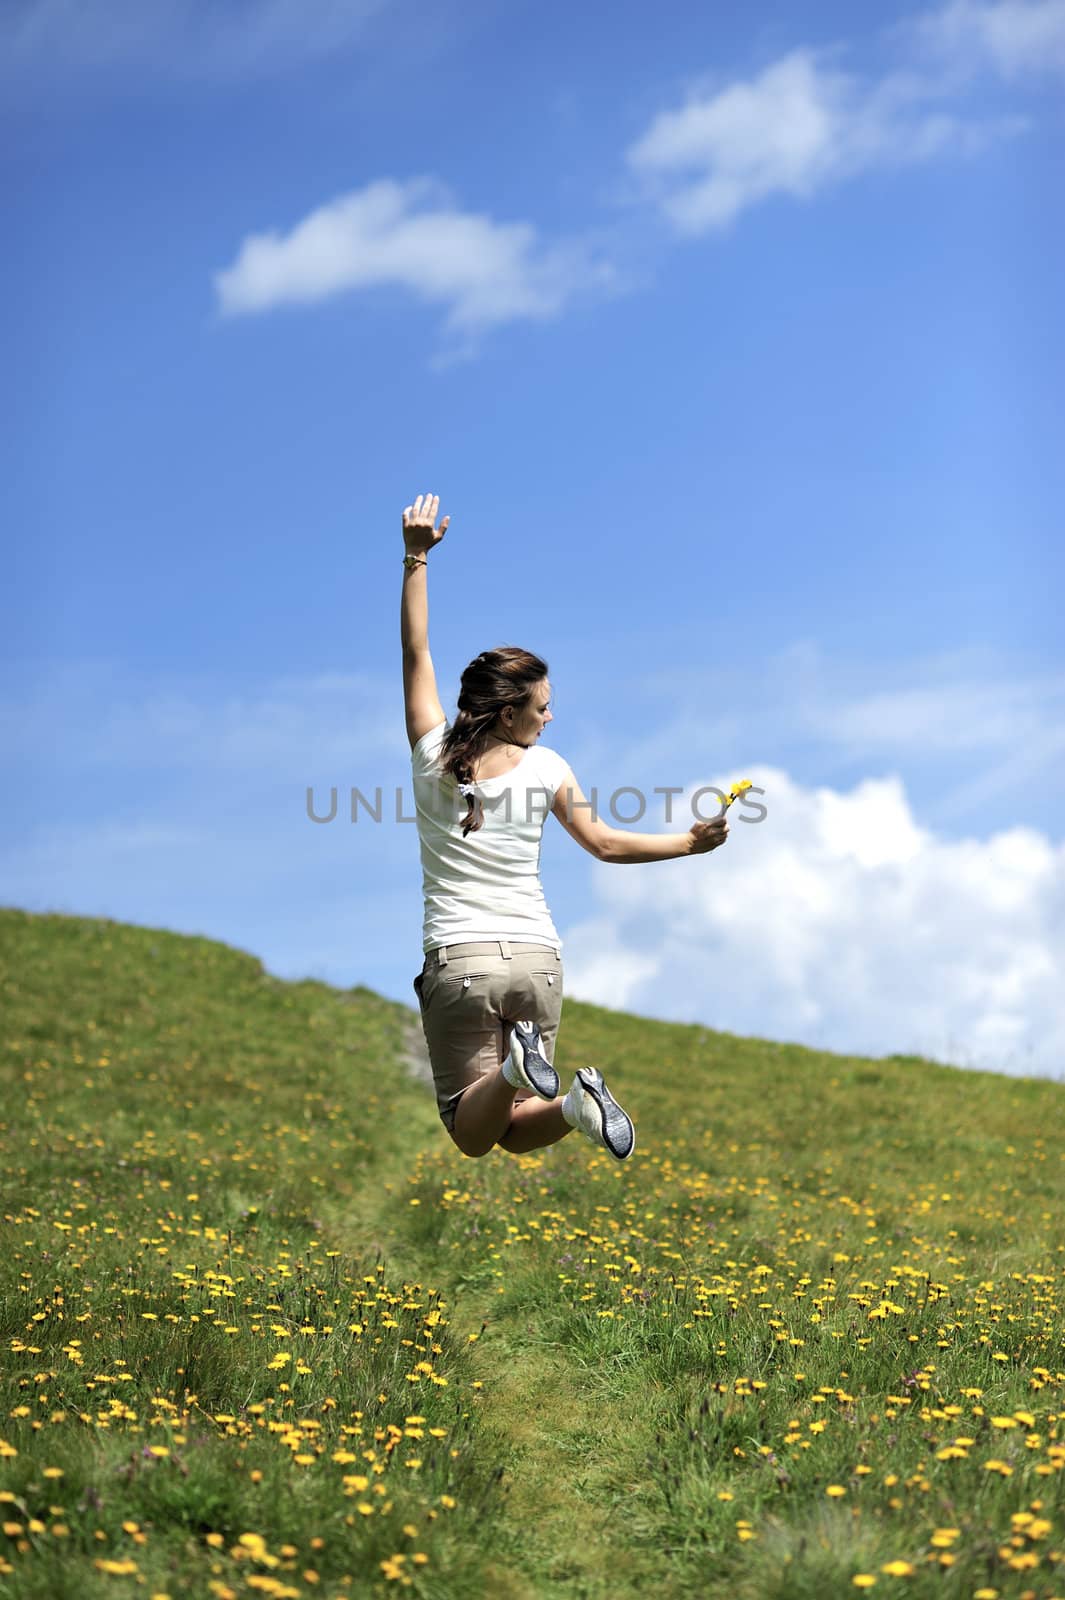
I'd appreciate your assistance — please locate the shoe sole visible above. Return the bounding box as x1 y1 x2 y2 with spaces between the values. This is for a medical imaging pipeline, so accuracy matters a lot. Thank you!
577 1068 635 1160
510 1022 559 1099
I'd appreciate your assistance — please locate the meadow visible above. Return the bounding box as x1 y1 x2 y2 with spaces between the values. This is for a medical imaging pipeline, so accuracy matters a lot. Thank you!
0 906 1062 1599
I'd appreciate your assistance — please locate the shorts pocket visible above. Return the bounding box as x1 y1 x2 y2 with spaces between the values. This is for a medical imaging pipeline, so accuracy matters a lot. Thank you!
436 969 493 998
510 965 563 1024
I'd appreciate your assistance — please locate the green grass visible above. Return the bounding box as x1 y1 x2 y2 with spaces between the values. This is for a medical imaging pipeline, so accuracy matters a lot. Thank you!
1 906 1063 1599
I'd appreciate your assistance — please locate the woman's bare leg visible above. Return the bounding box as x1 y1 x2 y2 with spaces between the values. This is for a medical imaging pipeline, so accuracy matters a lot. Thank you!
451 1067 523 1157
451 1067 574 1157
498 1095 572 1153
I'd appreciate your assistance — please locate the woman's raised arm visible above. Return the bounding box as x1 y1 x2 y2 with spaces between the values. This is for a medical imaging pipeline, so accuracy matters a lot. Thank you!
401 492 450 750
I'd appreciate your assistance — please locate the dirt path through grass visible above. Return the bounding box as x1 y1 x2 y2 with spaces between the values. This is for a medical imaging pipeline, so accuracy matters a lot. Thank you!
328 1017 683 1597
446 1279 682 1599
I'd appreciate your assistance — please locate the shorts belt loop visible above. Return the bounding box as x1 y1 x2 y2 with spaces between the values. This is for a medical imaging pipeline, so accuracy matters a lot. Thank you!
499 938 512 960
438 945 449 967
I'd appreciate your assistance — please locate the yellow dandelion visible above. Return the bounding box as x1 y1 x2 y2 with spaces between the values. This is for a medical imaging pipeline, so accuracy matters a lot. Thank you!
826 1485 846 1497
881 1559 915 1576
852 1579 877 1590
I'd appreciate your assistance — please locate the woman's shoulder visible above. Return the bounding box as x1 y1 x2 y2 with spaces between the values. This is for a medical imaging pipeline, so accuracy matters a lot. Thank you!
528 741 571 790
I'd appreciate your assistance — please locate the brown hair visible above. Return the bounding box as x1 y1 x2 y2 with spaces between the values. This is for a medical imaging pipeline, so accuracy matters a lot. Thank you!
439 646 549 836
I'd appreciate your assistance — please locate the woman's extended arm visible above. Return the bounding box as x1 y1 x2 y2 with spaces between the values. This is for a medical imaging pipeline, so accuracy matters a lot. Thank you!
401 492 450 750
550 764 729 862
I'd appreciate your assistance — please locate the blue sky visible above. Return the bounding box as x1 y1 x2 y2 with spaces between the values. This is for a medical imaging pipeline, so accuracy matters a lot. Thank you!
3 0 1063 1080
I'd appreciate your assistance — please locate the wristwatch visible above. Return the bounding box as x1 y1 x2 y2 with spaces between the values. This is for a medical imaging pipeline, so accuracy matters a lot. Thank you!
402 553 427 571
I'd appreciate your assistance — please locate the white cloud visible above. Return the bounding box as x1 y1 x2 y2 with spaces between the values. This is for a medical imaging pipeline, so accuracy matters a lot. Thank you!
1 0 388 77
596 643 1065 839
560 764 1065 1080
624 46 1024 234
0 660 405 773
801 672 1065 754
213 176 620 346
0 662 422 980
907 0 1065 79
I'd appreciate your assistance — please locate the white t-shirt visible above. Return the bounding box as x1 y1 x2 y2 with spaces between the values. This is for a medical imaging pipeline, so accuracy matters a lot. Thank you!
411 720 570 953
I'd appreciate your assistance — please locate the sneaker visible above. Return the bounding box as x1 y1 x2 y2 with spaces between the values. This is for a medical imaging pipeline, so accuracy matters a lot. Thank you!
502 1019 560 1100
561 1067 636 1161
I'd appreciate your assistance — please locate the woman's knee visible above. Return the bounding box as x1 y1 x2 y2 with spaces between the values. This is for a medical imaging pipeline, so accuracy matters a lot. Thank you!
447 1129 498 1159
443 1116 497 1158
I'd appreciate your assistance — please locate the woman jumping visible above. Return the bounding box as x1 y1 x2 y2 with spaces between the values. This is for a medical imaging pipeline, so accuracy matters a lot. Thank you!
402 491 730 1162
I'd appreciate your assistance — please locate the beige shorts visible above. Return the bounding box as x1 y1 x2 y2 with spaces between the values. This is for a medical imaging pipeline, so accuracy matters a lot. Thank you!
412 940 564 1133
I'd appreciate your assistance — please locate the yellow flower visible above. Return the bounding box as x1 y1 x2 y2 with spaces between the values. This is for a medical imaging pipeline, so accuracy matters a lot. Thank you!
826 1485 846 1497
880 1560 915 1576
852 1579 877 1590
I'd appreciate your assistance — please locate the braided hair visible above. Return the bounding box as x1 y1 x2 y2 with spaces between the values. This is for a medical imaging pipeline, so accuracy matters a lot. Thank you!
439 646 549 836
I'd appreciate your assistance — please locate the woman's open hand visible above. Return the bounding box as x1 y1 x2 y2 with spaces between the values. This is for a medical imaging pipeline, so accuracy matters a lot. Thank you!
688 817 729 855
402 492 450 555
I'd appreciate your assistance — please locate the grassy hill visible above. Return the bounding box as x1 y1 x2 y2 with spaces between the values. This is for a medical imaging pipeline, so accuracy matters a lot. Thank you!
1 907 1062 1599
